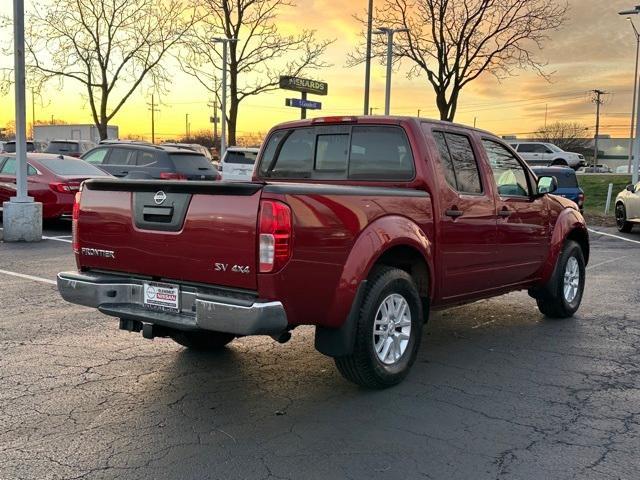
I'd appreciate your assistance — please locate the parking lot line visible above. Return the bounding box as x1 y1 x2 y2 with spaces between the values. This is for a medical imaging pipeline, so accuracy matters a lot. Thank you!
0 268 56 286
42 236 72 243
587 255 631 271
587 228 640 245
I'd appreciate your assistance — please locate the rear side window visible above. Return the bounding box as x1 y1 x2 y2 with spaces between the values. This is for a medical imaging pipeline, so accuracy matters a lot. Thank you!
432 131 483 194
0 158 37 175
46 141 79 154
225 151 257 165
169 154 215 175
259 125 414 181
105 148 137 165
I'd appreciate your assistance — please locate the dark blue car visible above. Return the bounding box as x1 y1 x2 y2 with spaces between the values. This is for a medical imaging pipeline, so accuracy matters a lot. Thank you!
532 167 584 213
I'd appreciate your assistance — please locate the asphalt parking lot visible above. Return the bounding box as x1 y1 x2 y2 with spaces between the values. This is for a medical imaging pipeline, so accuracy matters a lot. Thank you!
1 222 639 480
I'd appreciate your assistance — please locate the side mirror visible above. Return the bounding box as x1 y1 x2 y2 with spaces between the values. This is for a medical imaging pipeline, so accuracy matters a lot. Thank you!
537 176 558 195
626 184 636 193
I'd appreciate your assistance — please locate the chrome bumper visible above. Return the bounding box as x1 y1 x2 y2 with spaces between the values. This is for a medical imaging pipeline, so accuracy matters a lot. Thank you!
57 271 288 336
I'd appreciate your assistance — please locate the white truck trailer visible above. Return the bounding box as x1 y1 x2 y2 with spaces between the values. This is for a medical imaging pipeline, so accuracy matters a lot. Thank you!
33 124 119 144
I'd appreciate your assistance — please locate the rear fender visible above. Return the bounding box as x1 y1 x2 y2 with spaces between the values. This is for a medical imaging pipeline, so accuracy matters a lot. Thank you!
315 215 433 357
329 215 433 326
538 208 589 285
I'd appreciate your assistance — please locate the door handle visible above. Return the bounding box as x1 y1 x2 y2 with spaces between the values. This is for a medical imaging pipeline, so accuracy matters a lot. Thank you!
445 209 464 218
498 208 512 217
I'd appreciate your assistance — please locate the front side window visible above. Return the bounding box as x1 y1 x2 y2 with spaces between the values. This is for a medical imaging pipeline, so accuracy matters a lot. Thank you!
259 125 414 181
482 139 530 197
432 131 483 194
83 148 108 165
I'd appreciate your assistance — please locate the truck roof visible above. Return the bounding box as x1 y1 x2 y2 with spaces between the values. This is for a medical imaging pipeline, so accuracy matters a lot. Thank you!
269 115 498 138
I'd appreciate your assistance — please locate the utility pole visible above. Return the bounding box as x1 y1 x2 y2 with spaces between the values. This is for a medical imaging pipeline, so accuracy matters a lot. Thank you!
544 104 548 129
591 89 608 167
147 94 159 144
207 77 219 146
369 107 378 115
417 109 421 117
185 113 189 138
619 5 640 182
375 27 409 115
363 0 374 116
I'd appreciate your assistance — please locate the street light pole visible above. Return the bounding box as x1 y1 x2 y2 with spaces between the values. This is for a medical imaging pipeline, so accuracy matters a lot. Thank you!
620 5 640 183
4 0 42 242
363 0 373 116
627 19 640 175
213 37 238 160
375 27 409 115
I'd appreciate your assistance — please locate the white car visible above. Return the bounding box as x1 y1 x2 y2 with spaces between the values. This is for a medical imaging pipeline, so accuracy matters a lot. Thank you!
509 141 585 170
615 181 640 233
220 147 259 182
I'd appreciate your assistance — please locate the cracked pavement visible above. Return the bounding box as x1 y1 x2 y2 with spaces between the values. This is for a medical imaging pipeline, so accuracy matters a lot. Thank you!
0 223 639 479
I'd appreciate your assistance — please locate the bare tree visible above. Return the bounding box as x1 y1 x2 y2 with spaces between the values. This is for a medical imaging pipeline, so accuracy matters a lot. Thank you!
24 0 197 140
181 0 333 145
350 0 567 121
534 121 590 152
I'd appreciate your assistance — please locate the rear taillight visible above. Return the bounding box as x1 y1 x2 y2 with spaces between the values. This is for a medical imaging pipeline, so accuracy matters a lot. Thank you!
72 192 81 254
160 172 187 180
50 182 75 193
258 200 292 273
578 192 585 205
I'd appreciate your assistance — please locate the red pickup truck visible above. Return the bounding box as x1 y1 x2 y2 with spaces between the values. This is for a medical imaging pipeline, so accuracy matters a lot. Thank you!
58 116 589 388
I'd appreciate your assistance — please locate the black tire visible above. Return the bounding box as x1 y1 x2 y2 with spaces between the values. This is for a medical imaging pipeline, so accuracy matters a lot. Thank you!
615 203 633 233
335 266 423 389
535 240 585 319
170 330 235 351
551 159 568 167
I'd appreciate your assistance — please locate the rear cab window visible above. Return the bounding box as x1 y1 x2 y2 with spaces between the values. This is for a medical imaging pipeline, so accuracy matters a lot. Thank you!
258 124 414 181
534 169 578 188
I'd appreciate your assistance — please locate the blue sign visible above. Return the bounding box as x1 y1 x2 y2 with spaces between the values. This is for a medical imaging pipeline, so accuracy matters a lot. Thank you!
285 98 322 110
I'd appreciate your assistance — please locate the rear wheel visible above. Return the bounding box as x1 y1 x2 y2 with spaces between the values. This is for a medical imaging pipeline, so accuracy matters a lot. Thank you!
335 266 423 389
615 203 633 233
551 159 568 167
170 331 235 351
535 240 585 318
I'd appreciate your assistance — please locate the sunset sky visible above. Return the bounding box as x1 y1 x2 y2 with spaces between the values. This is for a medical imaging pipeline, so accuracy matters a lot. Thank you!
1 0 639 141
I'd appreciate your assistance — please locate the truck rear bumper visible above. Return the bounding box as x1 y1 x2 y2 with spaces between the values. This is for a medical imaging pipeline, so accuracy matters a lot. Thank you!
57 271 288 336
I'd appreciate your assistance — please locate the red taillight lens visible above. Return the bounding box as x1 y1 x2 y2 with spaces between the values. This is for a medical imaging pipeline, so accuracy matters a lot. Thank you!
72 192 81 254
258 200 292 273
50 182 73 193
160 172 187 180
578 192 585 205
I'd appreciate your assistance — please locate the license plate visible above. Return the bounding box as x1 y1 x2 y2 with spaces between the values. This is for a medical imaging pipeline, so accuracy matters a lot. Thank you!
143 282 180 312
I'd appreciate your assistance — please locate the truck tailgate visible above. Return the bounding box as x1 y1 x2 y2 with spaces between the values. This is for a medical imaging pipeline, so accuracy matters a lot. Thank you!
77 180 262 290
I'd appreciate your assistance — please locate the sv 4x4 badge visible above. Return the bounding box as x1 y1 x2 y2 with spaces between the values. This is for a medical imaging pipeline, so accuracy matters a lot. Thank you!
215 263 250 274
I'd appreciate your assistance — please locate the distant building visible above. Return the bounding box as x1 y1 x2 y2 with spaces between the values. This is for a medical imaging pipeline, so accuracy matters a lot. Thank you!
33 124 119 144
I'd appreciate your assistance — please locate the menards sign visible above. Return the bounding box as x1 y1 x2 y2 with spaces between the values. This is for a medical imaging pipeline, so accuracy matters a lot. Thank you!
279 76 328 96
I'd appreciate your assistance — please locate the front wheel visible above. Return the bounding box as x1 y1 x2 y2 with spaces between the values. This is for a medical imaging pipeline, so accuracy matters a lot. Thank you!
551 159 568 167
535 240 585 318
335 266 423 389
616 203 633 233
170 331 235 351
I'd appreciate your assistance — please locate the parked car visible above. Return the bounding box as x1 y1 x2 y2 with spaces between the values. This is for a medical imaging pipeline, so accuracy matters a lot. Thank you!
578 164 612 174
45 140 95 158
532 167 584 213
0 153 110 219
161 142 213 161
615 165 638 174
509 141 585 169
614 181 640 232
219 146 259 181
58 116 589 389
2 140 37 153
81 142 219 180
